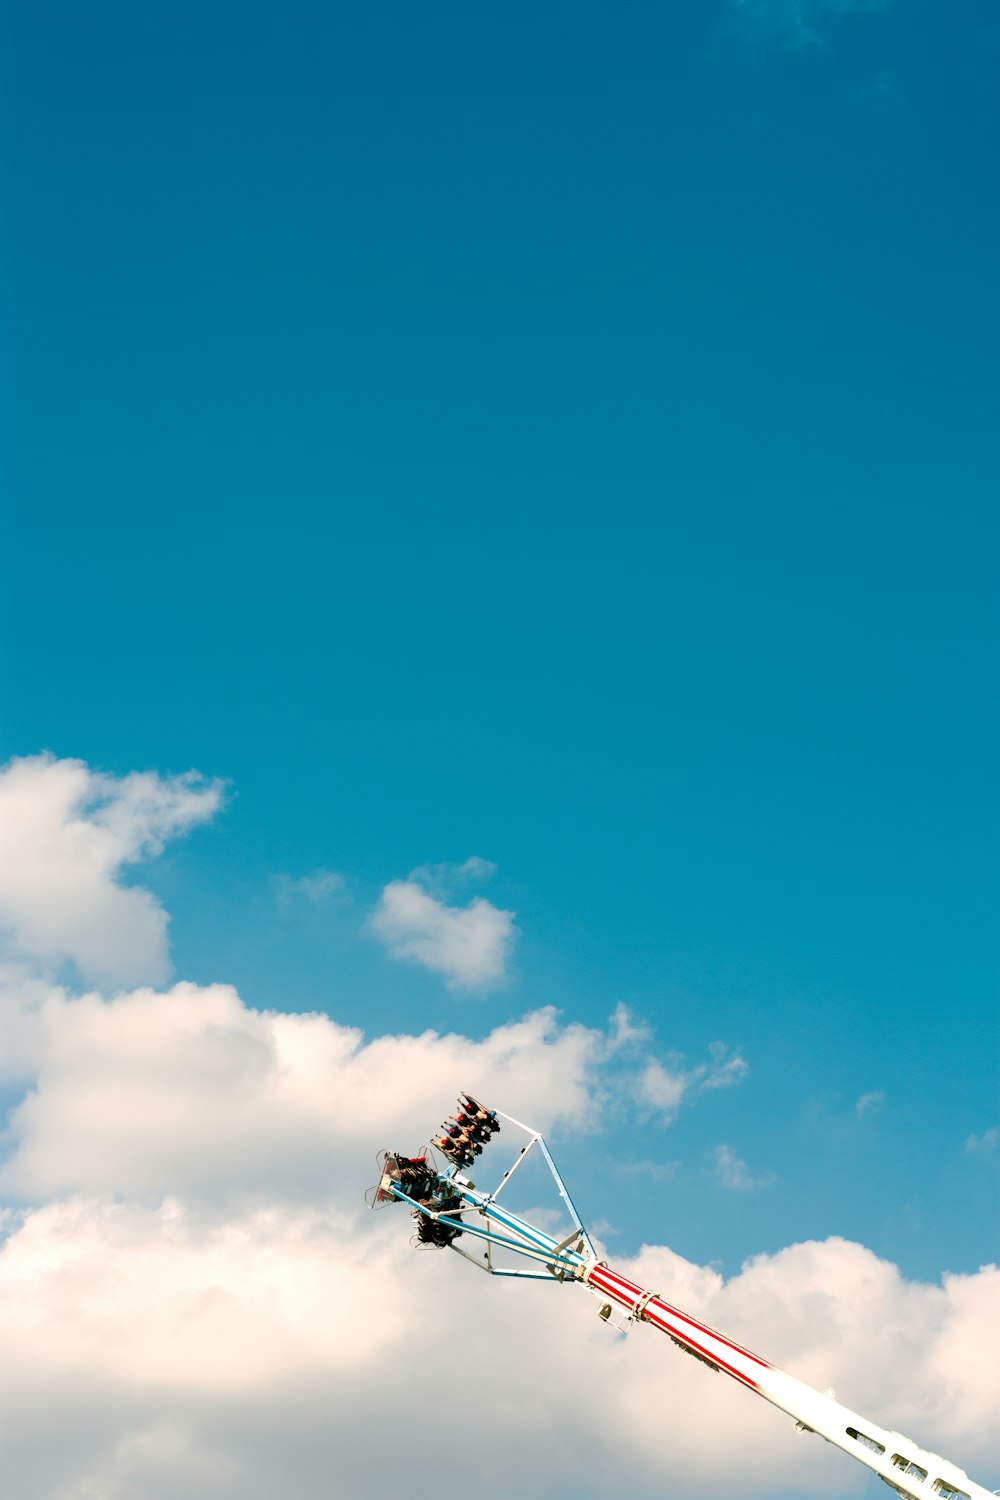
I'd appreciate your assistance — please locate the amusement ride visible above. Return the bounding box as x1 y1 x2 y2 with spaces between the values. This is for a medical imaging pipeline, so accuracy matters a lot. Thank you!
368 1093 994 1500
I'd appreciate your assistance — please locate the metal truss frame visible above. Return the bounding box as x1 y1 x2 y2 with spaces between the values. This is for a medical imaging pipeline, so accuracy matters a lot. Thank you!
389 1108 595 1281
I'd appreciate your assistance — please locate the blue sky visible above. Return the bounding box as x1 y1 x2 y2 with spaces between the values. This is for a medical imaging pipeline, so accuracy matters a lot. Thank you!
0 4 997 1495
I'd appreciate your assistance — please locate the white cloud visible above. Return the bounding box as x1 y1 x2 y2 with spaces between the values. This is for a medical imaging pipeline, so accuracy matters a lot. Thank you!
369 876 516 989
0 963 55 1083
0 754 223 988
636 1042 748 1123
727 0 891 49
0 971 622 1200
965 1127 997 1153
0 1199 996 1500
637 1057 689 1119
606 1000 651 1051
0 1000 991 1500
712 1143 776 1191
273 870 346 909
698 1040 749 1090
1 754 995 1500
856 1090 885 1119
406 855 497 892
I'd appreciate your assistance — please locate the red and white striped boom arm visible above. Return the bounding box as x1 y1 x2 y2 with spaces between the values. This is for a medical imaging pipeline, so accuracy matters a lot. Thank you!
586 1259 992 1500
371 1101 993 1500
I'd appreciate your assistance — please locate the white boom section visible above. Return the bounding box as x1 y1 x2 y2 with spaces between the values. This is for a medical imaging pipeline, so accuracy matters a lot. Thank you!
379 1114 995 1500
585 1259 994 1500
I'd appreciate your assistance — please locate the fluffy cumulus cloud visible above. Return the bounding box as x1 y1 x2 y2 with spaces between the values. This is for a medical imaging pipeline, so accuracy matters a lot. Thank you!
2 1188 998 1500
1 754 998 1500
369 874 516 988
0 974 617 1201
0 754 223 988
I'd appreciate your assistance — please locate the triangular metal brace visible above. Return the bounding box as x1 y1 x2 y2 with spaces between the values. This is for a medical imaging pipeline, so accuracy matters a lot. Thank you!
546 1228 586 1281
